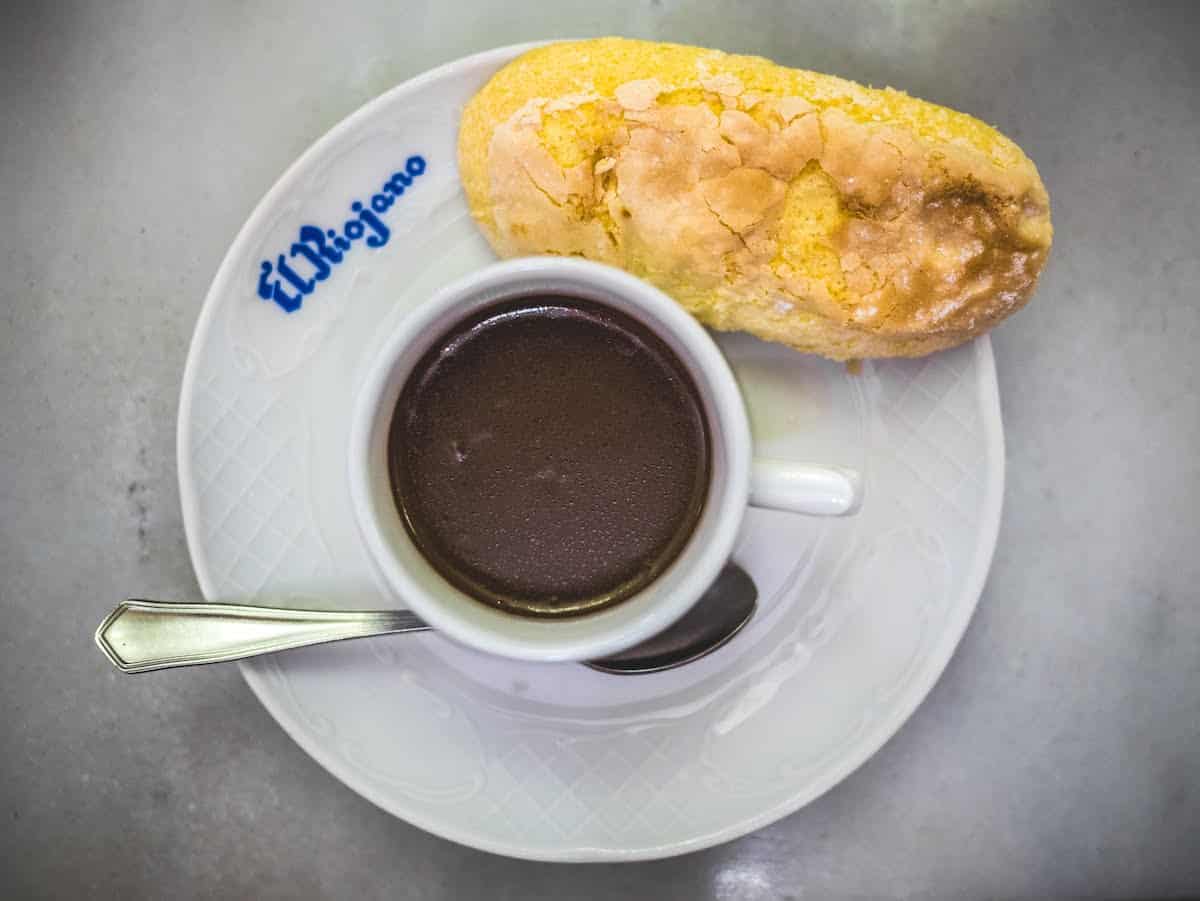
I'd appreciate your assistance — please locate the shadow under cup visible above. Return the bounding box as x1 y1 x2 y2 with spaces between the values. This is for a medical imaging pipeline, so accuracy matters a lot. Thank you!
350 259 751 663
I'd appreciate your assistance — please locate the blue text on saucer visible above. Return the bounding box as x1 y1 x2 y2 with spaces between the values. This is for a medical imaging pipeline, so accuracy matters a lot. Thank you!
257 155 427 313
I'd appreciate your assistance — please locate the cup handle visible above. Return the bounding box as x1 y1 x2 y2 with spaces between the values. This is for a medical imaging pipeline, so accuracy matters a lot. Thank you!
749 459 862 516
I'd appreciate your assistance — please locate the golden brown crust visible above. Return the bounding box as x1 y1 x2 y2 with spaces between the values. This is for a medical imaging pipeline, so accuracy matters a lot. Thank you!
458 38 1053 360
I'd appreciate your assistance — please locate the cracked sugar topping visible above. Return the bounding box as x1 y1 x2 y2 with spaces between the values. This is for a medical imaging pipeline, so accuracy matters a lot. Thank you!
460 39 1053 359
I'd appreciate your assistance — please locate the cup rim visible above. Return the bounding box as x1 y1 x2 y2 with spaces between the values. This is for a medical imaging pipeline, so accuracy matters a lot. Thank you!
348 257 751 661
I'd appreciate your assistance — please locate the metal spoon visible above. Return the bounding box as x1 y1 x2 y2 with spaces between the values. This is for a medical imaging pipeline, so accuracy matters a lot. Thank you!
95 564 758 675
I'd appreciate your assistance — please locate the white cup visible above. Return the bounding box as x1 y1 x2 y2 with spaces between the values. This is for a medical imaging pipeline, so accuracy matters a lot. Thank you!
349 258 861 662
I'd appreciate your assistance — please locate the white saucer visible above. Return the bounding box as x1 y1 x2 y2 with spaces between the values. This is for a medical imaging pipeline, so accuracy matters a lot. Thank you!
178 43 1003 862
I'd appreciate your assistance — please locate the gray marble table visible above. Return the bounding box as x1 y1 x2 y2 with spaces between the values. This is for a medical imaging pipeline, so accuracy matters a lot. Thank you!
2 2 1198 898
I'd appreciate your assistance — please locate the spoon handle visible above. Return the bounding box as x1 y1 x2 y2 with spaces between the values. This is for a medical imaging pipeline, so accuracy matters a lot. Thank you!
95 600 429 673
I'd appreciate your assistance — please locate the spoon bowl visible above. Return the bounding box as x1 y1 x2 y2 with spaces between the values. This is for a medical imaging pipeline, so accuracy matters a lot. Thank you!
586 563 757 674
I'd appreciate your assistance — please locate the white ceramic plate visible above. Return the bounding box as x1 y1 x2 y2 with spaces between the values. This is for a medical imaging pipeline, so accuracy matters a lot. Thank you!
178 44 1003 862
